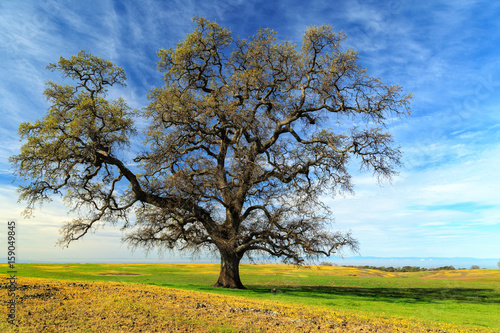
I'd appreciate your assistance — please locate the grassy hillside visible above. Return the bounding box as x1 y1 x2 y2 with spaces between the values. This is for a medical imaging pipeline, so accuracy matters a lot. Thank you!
1 264 499 331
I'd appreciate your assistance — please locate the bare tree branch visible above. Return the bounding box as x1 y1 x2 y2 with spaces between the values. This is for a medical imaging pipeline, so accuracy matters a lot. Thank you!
11 19 410 289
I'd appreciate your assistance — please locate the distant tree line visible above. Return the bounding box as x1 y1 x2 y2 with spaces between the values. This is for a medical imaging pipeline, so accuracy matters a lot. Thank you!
320 263 458 272
353 265 458 272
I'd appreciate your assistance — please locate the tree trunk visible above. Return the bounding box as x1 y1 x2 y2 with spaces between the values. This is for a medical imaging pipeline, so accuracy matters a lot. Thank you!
212 250 246 289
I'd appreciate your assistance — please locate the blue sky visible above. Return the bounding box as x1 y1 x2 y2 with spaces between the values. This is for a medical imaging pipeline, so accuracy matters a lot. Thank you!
1 0 499 265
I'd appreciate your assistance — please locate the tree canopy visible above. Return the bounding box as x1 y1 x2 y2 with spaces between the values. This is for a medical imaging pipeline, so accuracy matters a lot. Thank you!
11 17 411 288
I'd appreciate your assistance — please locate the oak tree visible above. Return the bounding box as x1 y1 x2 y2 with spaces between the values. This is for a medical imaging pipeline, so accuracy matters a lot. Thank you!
11 18 410 289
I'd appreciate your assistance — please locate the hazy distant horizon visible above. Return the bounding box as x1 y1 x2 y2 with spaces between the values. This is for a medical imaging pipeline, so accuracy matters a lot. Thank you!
5 256 499 269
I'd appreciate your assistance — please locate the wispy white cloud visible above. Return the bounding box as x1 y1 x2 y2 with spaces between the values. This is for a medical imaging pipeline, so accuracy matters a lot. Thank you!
327 140 500 257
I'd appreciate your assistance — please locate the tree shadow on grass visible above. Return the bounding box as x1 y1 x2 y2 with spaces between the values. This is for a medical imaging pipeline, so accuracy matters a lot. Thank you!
200 285 499 305
264 285 499 304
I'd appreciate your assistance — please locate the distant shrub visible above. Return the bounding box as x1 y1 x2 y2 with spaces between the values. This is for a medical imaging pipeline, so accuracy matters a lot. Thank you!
435 266 455 271
320 261 333 266
470 265 480 270
401 266 422 272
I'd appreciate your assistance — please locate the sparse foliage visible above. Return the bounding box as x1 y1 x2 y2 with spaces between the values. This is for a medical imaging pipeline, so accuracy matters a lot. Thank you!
10 18 410 288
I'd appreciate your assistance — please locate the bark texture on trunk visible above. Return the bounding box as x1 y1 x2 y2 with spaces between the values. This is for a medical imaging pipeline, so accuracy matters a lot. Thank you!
212 250 245 289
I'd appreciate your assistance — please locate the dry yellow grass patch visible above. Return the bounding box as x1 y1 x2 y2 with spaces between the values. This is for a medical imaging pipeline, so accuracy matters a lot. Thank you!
423 269 500 281
0 276 493 332
245 264 400 278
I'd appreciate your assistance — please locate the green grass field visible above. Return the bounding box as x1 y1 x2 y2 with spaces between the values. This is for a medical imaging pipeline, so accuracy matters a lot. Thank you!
3 263 499 331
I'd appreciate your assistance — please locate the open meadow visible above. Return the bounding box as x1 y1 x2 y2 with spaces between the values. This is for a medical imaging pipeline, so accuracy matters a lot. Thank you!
1 264 499 332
